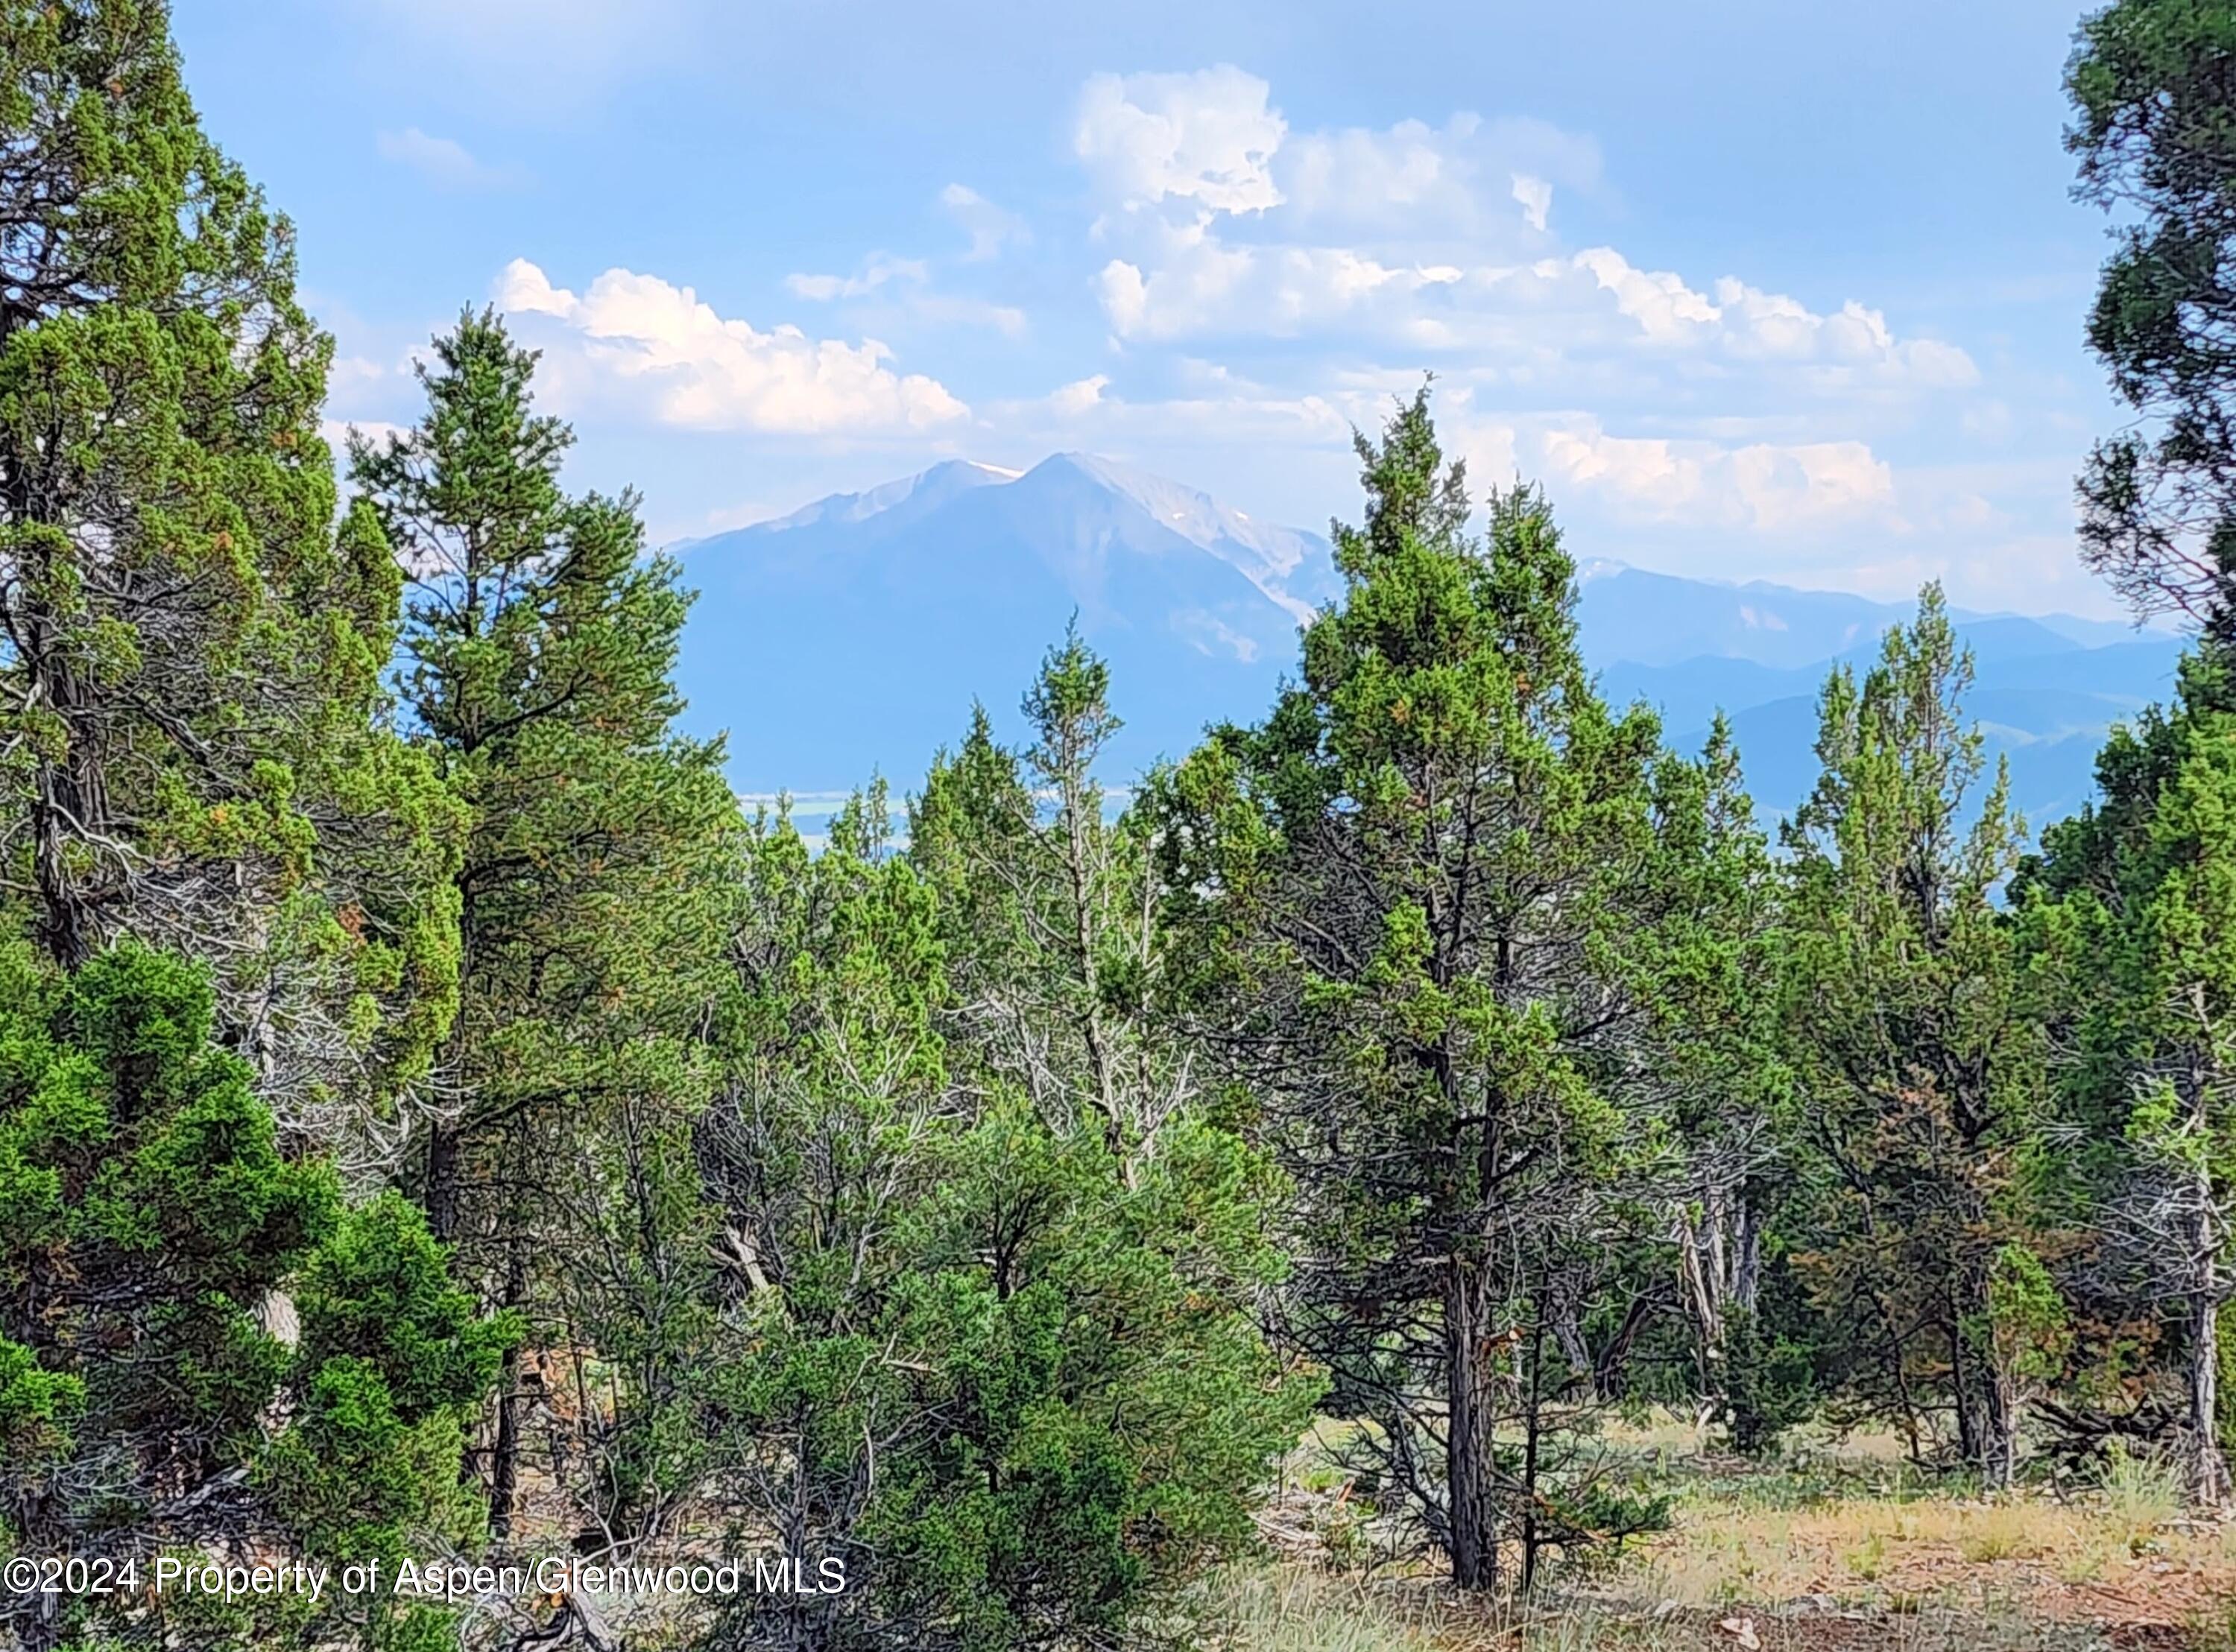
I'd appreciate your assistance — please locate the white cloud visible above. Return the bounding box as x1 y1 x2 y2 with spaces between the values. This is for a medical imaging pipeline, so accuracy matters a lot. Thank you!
320 417 409 455
1574 250 1979 384
941 184 1029 261
785 254 929 302
1095 218 1453 343
1075 66 1287 215
494 259 967 434
1172 609 1261 662
1276 114 1597 234
1512 174 1553 232
375 127 519 189
1538 417 1896 533
1282 115 1470 223
1090 215 1977 398
1571 248 1720 343
1049 375 1111 415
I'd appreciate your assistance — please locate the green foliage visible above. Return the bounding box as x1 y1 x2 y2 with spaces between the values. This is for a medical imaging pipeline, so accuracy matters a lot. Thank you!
0 0 464 1122
1148 387 1673 1591
1986 1244 2072 1391
354 307 738 1542
294 1191 517 1423
1780 587 2040 1475
0 943 502 1648
2024 646 2236 1502
1722 1308 1816 1458
701 674 1315 1648
2066 0 2236 634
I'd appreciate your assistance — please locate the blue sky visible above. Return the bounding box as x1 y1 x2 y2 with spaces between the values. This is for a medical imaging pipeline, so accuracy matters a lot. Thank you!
176 0 2126 616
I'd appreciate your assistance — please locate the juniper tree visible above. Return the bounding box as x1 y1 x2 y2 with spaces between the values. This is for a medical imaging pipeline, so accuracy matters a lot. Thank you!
697 765 1310 1652
2023 650 2236 1505
0 0 463 1134
1780 589 2042 1481
0 944 506 1652
1632 719 1796 1434
1153 391 1670 1591
2066 0 2236 638
352 309 736 1543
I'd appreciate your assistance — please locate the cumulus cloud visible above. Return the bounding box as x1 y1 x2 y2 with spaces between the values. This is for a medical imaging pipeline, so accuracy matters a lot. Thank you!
1095 217 1466 343
1075 66 1287 215
1087 213 1974 397
1537 417 1897 532
376 127 520 189
1574 249 1979 384
1571 248 1720 344
494 259 967 434
1277 114 1599 235
1049 375 1111 415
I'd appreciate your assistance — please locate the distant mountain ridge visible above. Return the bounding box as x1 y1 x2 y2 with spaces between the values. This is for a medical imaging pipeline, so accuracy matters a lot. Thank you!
670 457 2185 834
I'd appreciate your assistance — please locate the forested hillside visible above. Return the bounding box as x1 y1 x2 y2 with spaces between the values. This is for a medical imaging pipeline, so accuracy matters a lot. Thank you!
5 3 2236 1651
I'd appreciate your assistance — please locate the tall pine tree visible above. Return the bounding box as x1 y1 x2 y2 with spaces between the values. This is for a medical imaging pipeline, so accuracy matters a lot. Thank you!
352 310 736 1544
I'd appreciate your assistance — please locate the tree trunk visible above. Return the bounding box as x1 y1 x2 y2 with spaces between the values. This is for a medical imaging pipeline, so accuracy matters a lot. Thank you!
1734 1192 1761 1314
488 1244 529 1539
31 652 104 969
1548 1291 1591 1390
1519 1306 1547 1595
1989 1371 2021 1492
1444 1259 1499 1592
423 1123 461 1244
2191 1209 2232 1508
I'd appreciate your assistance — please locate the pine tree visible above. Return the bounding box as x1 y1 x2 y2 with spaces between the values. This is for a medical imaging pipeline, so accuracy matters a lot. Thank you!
1635 718 1798 1436
1780 588 2041 1481
1153 390 1669 1591
351 309 736 1543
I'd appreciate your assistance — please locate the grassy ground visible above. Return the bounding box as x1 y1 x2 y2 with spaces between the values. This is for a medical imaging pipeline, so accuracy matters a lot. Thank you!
1198 1418 2236 1651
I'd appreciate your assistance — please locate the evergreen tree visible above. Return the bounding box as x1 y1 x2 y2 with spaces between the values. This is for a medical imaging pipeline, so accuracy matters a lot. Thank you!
0 944 505 1652
1634 719 1798 1437
1780 588 2042 1481
911 627 1244 1167
351 310 736 1543
0 0 463 1130
1154 390 1669 1591
2066 0 2236 637
699 755 1310 1651
2024 651 2236 1505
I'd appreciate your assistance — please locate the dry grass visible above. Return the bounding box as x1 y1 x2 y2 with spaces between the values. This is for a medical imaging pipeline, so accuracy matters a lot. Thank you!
1196 1565 2164 1650
1600 1417 2236 1645
1222 1413 2236 1648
